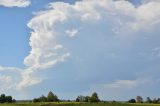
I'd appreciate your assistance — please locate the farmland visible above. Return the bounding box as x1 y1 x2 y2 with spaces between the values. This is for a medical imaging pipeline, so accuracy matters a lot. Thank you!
0 102 160 106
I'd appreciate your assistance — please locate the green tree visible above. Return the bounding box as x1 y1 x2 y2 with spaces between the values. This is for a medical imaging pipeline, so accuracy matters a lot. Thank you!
152 98 158 104
5 96 12 103
152 98 160 104
157 98 160 103
33 98 40 102
47 91 59 102
0 94 6 103
76 98 80 102
128 99 136 103
85 96 90 102
146 97 152 103
89 92 100 102
76 95 85 102
136 96 143 103
39 95 47 102
12 99 16 103
0 94 14 103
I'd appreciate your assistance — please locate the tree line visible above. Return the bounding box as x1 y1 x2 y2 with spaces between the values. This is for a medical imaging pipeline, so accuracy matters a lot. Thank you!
0 94 15 103
33 91 59 102
33 91 100 103
2 92 160 104
76 92 100 102
33 91 160 104
128 96 160 104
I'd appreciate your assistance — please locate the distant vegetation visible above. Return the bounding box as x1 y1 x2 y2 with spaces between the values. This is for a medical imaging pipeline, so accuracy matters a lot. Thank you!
31 91 160 105
32 91 100 103
33 91 59 102
128 96 160 104
0 94 15 103
1 102 160 106
76 92 100 102
1 91 160 106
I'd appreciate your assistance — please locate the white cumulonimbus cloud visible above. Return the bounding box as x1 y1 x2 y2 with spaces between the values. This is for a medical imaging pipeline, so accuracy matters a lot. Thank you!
0 0 160 93
0 0 31 7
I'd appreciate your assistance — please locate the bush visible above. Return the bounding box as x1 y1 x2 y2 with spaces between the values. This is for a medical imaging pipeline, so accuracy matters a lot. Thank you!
33 98 40 102
89 92 100 103
128 99 136 103
0 94 14 103
47 91 59 102
33 91 59 102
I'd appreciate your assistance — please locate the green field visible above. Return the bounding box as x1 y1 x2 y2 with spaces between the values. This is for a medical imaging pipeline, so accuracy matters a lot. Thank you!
0 102 160 106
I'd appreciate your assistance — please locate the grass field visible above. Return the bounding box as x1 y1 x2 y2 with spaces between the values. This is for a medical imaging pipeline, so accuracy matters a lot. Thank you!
0 102 160 106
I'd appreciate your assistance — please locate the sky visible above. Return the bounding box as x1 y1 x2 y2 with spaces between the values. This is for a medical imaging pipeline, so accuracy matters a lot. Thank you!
0 0 160 101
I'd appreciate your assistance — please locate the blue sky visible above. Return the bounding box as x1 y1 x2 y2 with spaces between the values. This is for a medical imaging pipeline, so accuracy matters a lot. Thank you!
0 0 160 101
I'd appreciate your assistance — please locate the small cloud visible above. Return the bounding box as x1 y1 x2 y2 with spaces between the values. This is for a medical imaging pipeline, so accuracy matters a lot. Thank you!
105 80 138 89
16 75 42 91
151 47 160 58
141 0 160 4
0 66 22 72
54 45 63 50
0 0 31 7
65 29 79 37
0 75 14 92
105 79 151 89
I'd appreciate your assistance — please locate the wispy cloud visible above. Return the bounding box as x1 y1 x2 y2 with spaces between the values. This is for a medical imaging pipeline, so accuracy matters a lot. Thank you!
0 75 14 91
0 66 22 72
141 0 160 4
105 79 151 89
151 47 160 58
0 0 31 7
65 29 79 37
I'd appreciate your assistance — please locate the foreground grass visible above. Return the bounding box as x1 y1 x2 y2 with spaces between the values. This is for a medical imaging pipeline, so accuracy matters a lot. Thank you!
0 102 160 106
